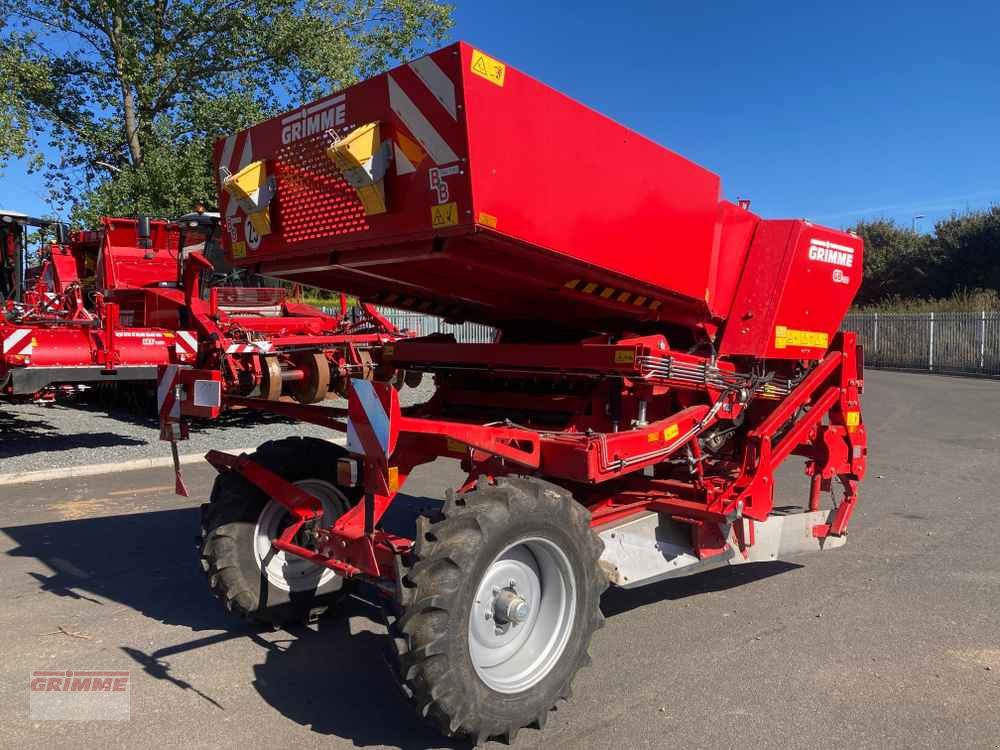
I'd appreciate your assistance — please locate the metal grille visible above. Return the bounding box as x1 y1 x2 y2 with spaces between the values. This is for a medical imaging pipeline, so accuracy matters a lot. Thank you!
215 287 286 307
273 132 370 244
844 311 1000 378
326 307 497 343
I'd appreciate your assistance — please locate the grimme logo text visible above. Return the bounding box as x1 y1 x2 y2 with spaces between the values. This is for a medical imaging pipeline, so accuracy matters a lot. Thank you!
807 238 855 268
281 95 346 144
31 670 129 692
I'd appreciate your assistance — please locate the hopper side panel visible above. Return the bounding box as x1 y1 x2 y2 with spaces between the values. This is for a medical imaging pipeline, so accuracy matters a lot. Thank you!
460 43 722 313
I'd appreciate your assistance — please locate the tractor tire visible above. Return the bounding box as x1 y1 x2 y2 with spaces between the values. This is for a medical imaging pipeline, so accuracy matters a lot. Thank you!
200 437 361 626
385 476 606 745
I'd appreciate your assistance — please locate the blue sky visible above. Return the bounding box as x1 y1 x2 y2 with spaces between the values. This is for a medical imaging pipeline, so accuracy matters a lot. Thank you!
3 0 998 232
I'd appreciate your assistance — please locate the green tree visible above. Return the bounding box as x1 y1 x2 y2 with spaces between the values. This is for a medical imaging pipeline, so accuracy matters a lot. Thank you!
933 206 1000 293
852 218 941 304
0 0 452 223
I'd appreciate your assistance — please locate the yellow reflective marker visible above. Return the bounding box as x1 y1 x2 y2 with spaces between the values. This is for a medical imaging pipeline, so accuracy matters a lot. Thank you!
774 326 829 350
470 49 506 87
220 160 275 236
478 212 498 228
327 122 390 215
388 466 400 492
431 202 459 228
614 350 635 364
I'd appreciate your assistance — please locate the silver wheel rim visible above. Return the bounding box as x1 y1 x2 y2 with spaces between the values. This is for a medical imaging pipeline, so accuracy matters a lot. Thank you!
253 479 346 592
468 537 577 694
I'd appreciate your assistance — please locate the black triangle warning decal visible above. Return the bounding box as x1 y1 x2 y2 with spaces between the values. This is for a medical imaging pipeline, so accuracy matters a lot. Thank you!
473 56 488 75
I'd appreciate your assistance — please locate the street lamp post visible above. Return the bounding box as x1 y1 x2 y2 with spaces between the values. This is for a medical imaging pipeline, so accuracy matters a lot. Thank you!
912 214 925 232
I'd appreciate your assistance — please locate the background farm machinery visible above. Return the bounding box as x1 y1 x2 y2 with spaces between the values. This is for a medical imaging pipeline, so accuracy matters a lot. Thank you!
0 212 406 407
161 42 868 744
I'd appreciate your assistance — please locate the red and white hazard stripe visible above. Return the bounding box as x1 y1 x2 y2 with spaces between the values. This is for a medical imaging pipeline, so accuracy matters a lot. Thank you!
387 71 458 167
346 379 399 460
157 364 182 423
224 341 272 354
2 328 34 356
218 49 463 218
174 330 199 357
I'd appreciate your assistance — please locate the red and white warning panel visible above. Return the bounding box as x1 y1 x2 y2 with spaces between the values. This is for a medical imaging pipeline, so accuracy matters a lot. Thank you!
2 328 35 357
157 365 224 442
345 378 400 495
173 330 199 358
346 378 399 461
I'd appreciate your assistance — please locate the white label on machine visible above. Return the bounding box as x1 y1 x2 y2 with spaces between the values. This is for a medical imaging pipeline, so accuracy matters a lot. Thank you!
808 238 854 268
192 379 222 409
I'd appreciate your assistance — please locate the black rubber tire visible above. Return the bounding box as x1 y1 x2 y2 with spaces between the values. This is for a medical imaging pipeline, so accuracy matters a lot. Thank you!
385 476 606 745
200 437 361 626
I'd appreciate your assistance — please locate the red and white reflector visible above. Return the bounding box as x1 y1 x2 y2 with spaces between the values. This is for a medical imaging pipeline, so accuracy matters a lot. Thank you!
174 330 199 357
2 328 34 356
346 379 400 460
346 379 402 496
156 364 188 441
224 341 273 354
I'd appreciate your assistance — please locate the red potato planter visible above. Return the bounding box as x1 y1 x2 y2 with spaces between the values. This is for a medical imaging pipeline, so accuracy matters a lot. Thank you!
167 42 868 744
1 214 406 411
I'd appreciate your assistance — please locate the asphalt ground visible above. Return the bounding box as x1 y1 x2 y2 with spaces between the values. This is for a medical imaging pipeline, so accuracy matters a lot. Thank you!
0 380 435 476
1 369 999 749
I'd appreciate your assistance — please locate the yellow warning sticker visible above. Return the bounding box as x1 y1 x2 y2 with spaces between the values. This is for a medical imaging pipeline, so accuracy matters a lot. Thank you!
845 411 860 427
431 202 459 228
446 437 466 453
232 241 247 259
478 212 498 228
387 466 399 492
614 349 635 364
470 49 506 87
774 326 829 350
663 424 680 441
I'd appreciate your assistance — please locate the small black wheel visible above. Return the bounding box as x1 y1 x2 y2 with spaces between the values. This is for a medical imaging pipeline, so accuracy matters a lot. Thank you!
200 437 361 626
386 477 606 744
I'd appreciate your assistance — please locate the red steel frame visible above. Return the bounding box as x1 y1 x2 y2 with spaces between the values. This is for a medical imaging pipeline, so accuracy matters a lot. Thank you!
189 329 867 588
184 40 870 595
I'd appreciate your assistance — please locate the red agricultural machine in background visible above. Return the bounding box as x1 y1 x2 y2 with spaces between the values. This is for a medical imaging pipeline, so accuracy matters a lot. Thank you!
1 212 406 410
165 42 868 744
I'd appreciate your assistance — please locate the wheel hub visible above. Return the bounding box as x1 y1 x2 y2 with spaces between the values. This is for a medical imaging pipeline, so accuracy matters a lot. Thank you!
493 588 530 624
468 537 577 694
253 479 348 592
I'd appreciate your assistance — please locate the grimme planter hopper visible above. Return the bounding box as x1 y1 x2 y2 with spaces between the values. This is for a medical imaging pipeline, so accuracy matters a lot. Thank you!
1 214 404 415
166 42 867 743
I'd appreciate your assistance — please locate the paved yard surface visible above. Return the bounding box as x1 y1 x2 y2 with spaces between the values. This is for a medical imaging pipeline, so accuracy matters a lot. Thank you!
0 381 434 475
1 369 999 749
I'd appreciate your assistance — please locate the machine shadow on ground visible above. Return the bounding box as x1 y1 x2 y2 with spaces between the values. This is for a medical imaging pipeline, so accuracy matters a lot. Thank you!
0 409 146 457
4 492 802 749
0 397 324 460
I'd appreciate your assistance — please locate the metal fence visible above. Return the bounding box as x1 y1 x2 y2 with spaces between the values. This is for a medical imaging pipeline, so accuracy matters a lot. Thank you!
843 312 1000 377
328 306 1000 378
378 309 496 343
325 307 496 343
